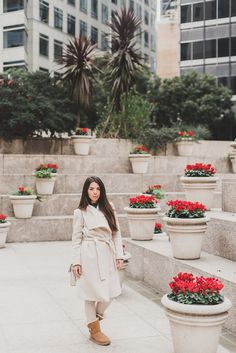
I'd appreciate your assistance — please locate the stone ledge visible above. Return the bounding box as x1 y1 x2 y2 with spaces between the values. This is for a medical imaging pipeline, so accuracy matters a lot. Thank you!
222 179 236 213
123 237 236 335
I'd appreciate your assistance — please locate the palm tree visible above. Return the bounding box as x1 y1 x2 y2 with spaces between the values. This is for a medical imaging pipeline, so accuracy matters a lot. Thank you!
108 7 142 112
61 36 97 127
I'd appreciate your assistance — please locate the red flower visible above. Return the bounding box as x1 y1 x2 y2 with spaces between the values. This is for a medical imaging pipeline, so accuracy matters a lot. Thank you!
184 163 216 176
7 79 14 87
133 145 149 153
129 194 157 208
0 214 7 221
18 186 25 193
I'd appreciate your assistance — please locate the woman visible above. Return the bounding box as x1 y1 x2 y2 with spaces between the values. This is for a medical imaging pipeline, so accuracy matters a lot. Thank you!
72 176 124 346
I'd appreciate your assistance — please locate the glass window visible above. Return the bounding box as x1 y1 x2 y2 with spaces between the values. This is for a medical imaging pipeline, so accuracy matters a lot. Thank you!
39 34 49 56
101 32 108 51
144 54 149 63
68 14 75 35
3 28 24 48
218 38 229 57
144 31 149 47
101 4 108 24
3 0 23 12
181 43 191 61
205 1 216 20
218 77 229 88
231 77 236 95
39 1 49 24
193 41 203 60
181 5 191 23
205 39 216 58
150 13 155 26
193 3 203 22
91 0 98 19
80 20 87 38
136 4 142 19
144 10 149 25
151 34 155 51
91 26 98 44
144 0 149 5
54 7 63 31
112 0 117 3
68 0 75 5
232 0 236 16
231 37 236 56
129 0 134 11
120 0 126 7
54 40 63 61
218 0 229 18
80 0 87 13
193 41 203 59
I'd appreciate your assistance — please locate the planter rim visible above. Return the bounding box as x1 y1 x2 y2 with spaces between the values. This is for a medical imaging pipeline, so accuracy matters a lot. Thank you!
176 140 195 144
9 195 37 200
124 206 159 214
129 154 151 158
163 216 210 224
181 176 219 182
161 294 232 315
71 135 92 139
0 221 11 227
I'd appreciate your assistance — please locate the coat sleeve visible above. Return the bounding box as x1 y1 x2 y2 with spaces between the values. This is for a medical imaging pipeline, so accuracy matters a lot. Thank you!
72 209 83 265
110 202 123 259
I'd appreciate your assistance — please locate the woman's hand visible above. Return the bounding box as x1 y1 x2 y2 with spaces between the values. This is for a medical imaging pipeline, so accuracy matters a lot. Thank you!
72 264 82 278
116 259 124 270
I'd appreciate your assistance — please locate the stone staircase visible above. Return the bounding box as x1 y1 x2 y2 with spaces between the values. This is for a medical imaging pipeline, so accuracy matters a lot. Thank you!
1 138 236 334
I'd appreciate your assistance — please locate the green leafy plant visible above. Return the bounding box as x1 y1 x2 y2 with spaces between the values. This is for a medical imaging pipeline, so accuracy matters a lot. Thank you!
12 187 33 196
35 170 52 179
137 127 179 154
130 145 150 154
144 184 165 200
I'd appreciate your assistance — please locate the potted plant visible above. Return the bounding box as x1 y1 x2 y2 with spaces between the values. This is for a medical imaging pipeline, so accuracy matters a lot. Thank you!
129 145 151 174
143 184 165 210
118 244 131 286
180 163 218 210
34 164 58 196
9 187 37 219
0 214 11 248
229 138 236 173
124 194 159 240
71 127 92 155
176 130 196 156
163 200 209 259
161 272 232 353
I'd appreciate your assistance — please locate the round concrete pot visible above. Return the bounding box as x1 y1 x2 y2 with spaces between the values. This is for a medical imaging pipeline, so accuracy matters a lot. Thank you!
35 175 57 195
9 195 37 219
161 294 232 353
0 221 11 248
180 176 219 210
71 135 92 155
129 154 151 174
176 140 195 156
163 216 210 259
124 207 159 240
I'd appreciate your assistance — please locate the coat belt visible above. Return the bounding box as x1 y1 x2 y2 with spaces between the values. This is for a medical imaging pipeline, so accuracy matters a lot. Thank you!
83 237 116 281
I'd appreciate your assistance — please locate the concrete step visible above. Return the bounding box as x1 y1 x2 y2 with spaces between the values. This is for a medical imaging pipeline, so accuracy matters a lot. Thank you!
6 214 129 242
222 178 236 213
0 172 233 194
123 237 236 335
0 154 231 174
1 191 222 217
203 211 236 262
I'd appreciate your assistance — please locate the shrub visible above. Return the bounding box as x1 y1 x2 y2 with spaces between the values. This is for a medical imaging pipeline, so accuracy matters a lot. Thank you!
137 127 179 154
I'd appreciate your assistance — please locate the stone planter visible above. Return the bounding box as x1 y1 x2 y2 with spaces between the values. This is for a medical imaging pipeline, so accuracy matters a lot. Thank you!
129 154 151 174
180 176 219 210
9 195 37 219
161 294 232 353
118 251 131 286
0 221 11 248
163 217 210 259
35 175 57 195
124 207 159 240
71 135 92 155
176 140 195 156
229 144 236 173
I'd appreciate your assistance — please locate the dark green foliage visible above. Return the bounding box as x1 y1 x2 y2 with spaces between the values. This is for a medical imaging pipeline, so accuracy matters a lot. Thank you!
168 291 224 305
137 127 179 154
0 69 76 141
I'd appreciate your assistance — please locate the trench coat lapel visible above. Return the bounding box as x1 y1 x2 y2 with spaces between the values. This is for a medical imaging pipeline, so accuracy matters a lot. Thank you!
83 205 109 230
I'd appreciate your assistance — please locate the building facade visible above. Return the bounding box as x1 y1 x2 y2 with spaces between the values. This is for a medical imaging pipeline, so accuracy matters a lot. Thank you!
180 0 236 95
0 0 157 74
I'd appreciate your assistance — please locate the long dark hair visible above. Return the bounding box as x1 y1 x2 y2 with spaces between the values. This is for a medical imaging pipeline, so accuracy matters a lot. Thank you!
78 176 118 232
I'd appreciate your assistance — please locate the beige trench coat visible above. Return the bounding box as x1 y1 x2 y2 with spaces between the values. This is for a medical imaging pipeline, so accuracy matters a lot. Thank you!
72 203 123 301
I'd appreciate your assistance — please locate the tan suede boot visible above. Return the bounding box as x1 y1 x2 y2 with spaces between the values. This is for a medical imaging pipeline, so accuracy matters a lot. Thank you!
87 318 111 346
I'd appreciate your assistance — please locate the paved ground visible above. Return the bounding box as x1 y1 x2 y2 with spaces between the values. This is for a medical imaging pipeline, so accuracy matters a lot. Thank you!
0 241 236 353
